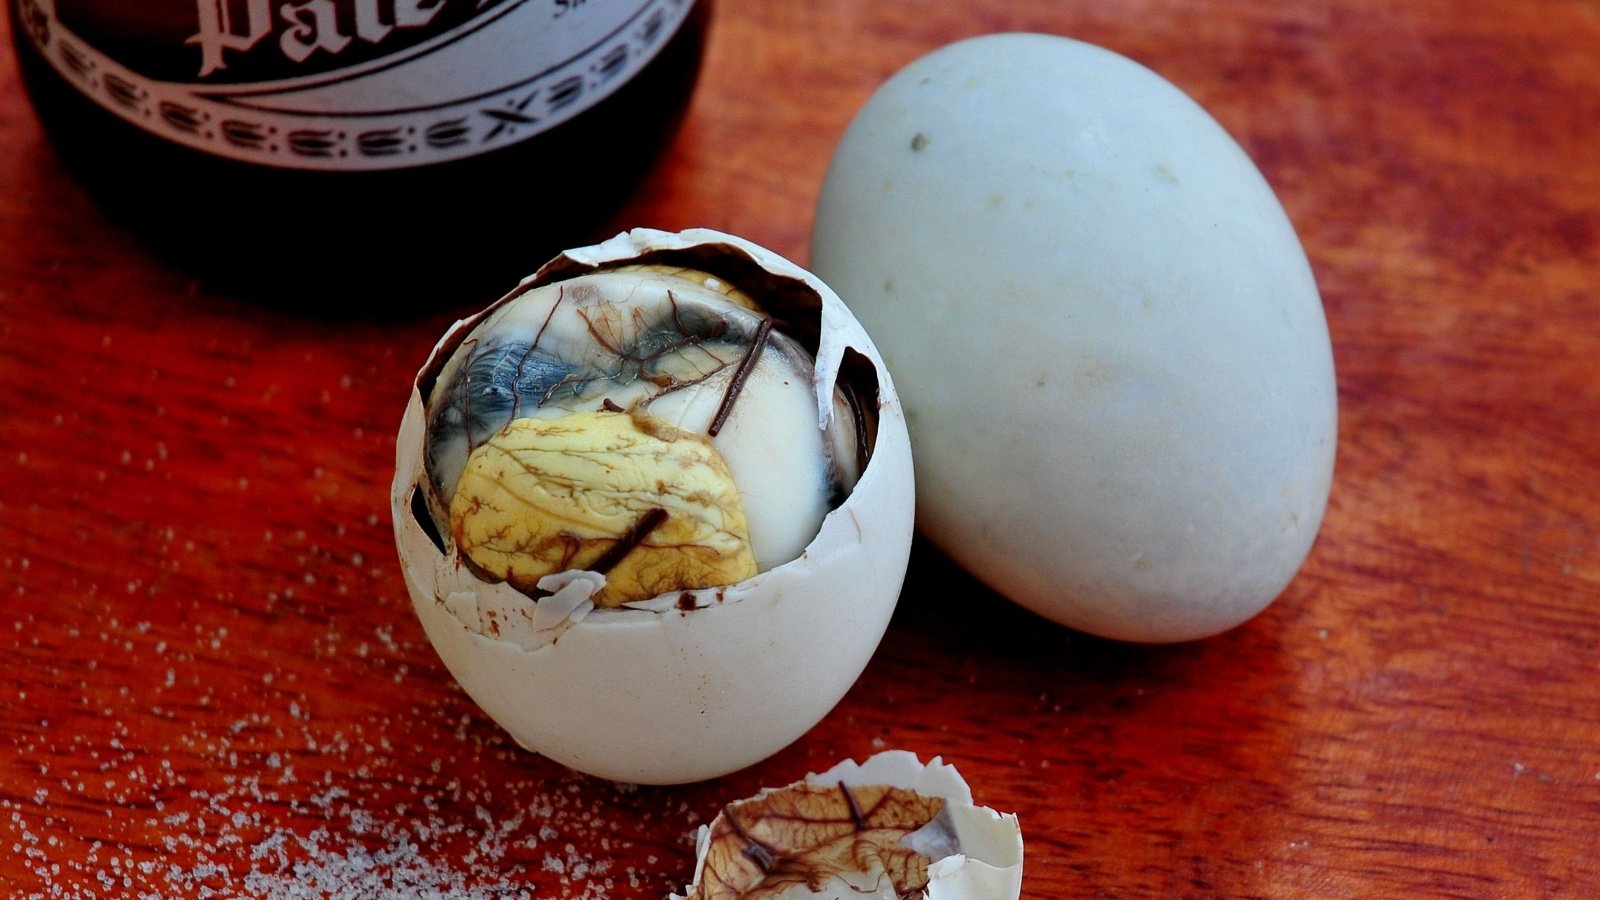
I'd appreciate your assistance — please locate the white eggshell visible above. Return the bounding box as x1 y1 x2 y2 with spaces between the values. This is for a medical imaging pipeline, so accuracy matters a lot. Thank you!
674 750 1023 900
392 228 915 784
811 34 1337 642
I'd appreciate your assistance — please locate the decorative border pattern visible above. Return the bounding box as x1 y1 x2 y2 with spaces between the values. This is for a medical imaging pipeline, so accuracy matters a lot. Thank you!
19 0 690 171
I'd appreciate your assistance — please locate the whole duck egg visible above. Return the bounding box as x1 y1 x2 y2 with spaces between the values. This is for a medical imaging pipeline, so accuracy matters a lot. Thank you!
810 34 1337 642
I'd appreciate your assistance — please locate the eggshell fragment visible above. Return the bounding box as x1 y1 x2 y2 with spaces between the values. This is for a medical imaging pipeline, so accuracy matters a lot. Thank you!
674 751 1023 899
392 228 915 784
811 34 1338 642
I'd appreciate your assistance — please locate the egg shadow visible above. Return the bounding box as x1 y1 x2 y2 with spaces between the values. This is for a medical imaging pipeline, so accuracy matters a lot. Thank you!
881 536 1209 683
847 535 1304 891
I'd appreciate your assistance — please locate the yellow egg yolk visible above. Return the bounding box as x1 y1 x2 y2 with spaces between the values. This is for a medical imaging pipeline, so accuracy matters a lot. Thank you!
449 409 758 607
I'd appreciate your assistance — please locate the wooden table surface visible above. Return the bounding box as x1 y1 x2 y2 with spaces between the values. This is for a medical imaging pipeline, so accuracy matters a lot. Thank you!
4 2 1598 897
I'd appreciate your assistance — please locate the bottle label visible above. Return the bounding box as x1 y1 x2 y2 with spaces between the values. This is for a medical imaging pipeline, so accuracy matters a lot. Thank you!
15 0 694 170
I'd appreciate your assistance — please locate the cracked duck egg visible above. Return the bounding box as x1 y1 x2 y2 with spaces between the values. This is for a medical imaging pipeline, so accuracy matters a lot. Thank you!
674 751 1023 899
392 228 915 784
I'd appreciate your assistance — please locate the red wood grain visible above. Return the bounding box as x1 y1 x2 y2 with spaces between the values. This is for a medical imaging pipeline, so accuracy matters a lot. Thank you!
4 1 1599 896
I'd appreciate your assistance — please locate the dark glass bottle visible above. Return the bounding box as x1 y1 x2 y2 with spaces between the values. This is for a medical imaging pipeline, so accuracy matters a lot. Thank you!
9 0 711 309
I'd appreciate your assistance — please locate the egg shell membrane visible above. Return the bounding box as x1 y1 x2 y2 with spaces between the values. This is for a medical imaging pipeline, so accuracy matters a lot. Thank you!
392 228 916 785
673 750 1024 900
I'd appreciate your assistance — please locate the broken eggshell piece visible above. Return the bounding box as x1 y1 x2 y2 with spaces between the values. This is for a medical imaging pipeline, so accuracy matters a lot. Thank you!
392 228 915 785
674 750 1024 900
